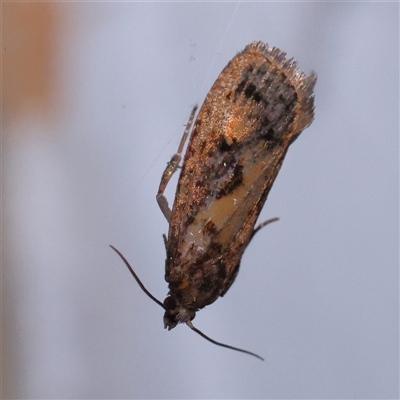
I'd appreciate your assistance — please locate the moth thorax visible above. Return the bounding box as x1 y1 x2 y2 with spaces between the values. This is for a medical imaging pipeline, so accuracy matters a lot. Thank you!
163 295 196 331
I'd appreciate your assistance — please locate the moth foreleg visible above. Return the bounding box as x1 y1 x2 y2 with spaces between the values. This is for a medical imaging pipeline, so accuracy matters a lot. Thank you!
156 105 198 222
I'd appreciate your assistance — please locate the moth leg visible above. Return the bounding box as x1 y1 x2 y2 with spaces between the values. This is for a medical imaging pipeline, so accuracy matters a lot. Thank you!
247 217 280 247
156 105 198 222
162 233 168 251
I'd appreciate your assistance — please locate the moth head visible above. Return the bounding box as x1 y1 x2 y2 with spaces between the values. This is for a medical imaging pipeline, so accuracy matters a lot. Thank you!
163 295 196 330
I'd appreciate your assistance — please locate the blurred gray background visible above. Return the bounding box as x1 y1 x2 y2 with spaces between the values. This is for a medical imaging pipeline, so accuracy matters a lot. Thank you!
3 2 398 399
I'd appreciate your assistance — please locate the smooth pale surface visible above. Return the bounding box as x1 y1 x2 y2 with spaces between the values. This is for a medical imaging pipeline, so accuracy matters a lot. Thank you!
3 2 398 399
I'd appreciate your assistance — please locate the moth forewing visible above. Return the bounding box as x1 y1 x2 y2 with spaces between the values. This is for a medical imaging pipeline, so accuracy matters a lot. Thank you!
162 42 316 329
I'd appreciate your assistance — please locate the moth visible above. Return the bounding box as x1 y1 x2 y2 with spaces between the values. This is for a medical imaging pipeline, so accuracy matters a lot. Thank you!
111 41 316 360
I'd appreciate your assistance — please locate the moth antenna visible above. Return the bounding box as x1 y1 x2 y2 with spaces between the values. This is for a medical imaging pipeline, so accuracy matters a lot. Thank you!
186 320 264 361
110 245 166 310
111 244 264 360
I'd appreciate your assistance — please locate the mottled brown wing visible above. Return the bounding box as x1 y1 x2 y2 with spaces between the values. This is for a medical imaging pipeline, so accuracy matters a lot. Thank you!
165 41 315 308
